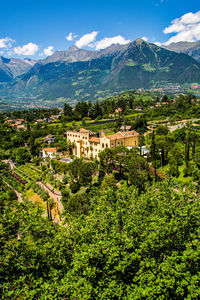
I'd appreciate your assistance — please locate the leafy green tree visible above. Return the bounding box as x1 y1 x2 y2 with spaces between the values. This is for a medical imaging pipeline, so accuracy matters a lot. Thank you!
69 181 80 193
75 102 89 119
68 158 83 182
126 149 150 191
99 148 115 174
12 147 31 165
78 162 97 186
63 103 73 117
113 146 129 177
150 131 158 181
100 173 117 192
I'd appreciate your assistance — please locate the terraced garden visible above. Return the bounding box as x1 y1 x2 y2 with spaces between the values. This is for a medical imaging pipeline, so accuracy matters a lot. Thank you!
0 169 25 192
17 163 43 181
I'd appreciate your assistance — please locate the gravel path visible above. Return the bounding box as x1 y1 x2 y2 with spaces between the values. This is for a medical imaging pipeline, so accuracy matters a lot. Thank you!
38 181 64 214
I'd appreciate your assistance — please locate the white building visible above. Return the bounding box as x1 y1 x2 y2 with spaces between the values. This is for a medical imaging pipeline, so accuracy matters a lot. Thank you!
42 147 58 159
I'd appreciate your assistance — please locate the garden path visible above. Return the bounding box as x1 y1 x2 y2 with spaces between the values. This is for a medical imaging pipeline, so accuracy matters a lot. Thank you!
38 181 64 214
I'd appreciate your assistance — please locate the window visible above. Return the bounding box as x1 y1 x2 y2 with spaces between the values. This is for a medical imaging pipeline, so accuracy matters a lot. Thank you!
102 143 104 148
111 143 113 148
121 141 123 145
135 141 136 146
106 144 108 148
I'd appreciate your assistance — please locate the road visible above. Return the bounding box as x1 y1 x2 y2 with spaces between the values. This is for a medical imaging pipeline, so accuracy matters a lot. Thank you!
38 181 64 214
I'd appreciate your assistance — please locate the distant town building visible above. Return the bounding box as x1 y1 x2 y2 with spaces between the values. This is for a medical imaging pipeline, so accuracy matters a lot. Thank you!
35 119 44 123
135 106 143 111
44 134 56 144
115 107 123 114
16 119 25 124
140 145 150 157
17 125 25 130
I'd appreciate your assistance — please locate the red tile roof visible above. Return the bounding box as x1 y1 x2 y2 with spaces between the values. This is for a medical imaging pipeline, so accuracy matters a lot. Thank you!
79 128 89 133
107 130 139 140
106 133 123 141
43 147 57 153
89 137 100 143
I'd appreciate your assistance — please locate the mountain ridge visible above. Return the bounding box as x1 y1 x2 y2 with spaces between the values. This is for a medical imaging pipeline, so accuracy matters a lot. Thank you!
0 56 37 82
163 41 200 63
1 39 200 104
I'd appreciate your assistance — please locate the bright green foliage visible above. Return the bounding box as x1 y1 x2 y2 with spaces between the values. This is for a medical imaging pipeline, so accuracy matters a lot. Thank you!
100 173 117 192
78 162 97 186
126 149 150 191
12 147 31 165
68 158 83 181
1 181 200 299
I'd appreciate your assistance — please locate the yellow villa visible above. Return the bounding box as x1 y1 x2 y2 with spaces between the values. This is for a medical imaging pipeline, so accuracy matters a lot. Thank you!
65 128 139 159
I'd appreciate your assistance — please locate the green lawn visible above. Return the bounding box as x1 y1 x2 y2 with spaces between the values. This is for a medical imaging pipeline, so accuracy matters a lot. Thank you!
175 165 193 184
159 164 193 184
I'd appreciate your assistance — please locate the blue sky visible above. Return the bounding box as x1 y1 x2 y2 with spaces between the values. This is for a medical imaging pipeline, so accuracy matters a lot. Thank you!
0 0 200 58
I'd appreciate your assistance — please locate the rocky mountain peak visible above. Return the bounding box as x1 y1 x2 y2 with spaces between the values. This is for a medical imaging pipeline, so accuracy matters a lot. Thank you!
67 45 79 52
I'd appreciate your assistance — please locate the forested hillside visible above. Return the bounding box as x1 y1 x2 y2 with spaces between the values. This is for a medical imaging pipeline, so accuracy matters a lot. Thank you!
1 177 200 299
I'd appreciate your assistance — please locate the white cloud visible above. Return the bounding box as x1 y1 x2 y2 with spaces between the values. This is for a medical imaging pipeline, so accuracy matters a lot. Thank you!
0 37 15 48
95 35 130 50
66 32 73 41
141 36 148 42
75 31 98 48
14 42 39 56
66 32 78 41
163 11 200 45
43 46 54 56
154 41 162 46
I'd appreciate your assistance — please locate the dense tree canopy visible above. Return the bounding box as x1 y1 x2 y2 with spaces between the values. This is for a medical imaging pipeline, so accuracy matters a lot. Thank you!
1 181 200 299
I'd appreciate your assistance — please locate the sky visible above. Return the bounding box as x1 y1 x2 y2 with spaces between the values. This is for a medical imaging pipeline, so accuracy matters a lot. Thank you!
0 0 200 59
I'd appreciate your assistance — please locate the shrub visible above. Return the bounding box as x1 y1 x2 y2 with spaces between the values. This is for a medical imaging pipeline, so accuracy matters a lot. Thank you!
70 182 80 194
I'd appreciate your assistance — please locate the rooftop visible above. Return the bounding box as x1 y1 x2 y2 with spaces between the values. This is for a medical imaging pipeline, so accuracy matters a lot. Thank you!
106 132 124 141
107 130 139 140
79 128 89 133
89 137 100 143
43 147 57 153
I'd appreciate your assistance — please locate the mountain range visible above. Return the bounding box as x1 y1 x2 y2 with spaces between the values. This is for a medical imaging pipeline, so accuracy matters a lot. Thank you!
163 41 200 63
0 39 200 105
0 57 37 82
162 41 200 63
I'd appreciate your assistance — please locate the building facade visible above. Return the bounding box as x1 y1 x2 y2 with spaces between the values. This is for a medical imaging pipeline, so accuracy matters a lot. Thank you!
42 147 59 159
65 128 139 159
